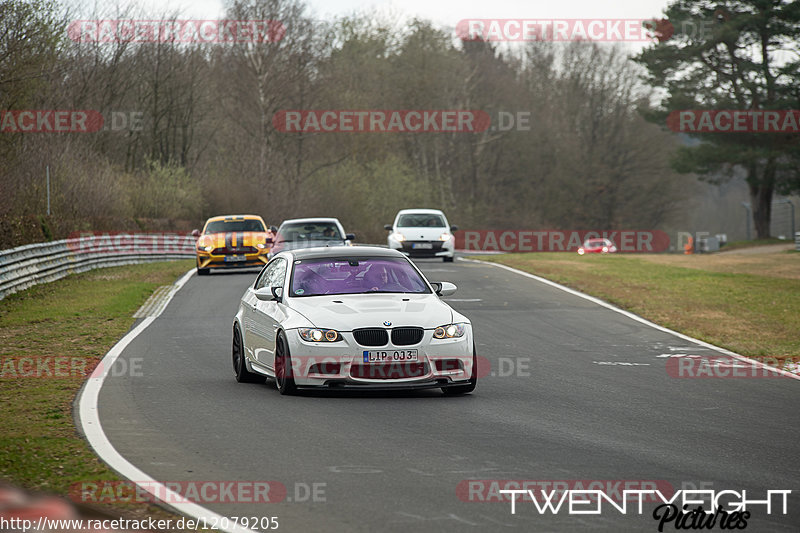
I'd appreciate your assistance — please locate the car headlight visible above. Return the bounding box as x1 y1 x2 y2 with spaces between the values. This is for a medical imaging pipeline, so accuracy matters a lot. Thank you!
298 328 341 342
199 245 213 252
257 243 268 249
439 233 452 241
392 232 405 242
433 323 466 339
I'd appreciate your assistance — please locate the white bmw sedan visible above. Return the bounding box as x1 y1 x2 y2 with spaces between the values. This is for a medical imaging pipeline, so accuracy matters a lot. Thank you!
232 246 477 395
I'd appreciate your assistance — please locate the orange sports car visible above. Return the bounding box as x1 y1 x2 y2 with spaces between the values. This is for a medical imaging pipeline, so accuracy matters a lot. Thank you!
193 215 276 275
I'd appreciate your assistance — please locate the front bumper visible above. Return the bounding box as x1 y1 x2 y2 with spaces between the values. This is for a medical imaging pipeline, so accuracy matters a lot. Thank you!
284 328 473 388
196 251 269 269
388 239 454 258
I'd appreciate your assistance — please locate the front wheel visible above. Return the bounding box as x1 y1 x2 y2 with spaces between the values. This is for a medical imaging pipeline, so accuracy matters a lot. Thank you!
274 331 297 395
443 256 454 262
442 343 477 395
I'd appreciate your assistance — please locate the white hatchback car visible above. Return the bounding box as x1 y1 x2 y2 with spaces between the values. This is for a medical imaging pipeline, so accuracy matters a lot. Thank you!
385 209 457 262
232 246 477 395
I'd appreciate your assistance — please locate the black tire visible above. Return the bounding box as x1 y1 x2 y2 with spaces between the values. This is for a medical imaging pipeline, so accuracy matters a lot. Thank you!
442 343 477 395
197 266 210 276
443 256 454 263
233 326 264 383
274 331 297 395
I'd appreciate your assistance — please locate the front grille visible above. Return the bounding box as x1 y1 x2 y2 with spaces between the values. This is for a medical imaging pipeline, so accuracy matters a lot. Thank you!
212 246 257 255
350 363 429 379
353 328 388 346
391 327 423 346
401 241 444 257
401 241 444 250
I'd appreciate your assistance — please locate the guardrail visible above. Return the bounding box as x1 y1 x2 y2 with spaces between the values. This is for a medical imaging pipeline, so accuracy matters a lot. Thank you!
0 233 196 300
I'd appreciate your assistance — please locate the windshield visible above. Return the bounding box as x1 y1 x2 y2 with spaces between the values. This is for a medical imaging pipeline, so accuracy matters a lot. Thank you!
277 222 343 243
204 219 265 233
290 257 430 297
396 214 445 228
585 239 610 247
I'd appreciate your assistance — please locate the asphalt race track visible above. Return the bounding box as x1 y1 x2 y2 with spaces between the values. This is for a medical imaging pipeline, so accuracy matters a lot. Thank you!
94 258 799 532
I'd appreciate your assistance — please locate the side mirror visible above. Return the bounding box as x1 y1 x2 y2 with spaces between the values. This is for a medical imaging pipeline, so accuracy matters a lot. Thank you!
450 225 458 232
255 287 282 302
254 287 272 301
270 226 278 233
383 224 393 231
345 233 356 241
271 286 283 302
432 281 457 297
191 229 200 237
265 237 273 244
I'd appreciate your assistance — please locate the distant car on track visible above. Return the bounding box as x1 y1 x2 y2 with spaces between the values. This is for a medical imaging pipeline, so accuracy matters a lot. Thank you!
577 238 617 255
231 246 477 395
193 215 275 275
385 208 457 262
268 217 355 258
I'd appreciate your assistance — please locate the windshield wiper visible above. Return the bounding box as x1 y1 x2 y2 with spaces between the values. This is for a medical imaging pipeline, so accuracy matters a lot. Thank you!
363 290 405 293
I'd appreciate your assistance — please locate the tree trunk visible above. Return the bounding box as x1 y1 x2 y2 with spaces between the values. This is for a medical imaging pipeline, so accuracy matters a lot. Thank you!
748 157 776 240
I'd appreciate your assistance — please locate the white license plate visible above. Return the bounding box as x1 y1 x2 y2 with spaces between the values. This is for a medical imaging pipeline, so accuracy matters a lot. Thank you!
224 254 247 262
412 243 433 249
363 350 419 363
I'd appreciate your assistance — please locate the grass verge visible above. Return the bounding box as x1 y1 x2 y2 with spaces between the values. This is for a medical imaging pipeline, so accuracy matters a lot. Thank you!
717 237 788 252
0 260 193 520
475 252 800 368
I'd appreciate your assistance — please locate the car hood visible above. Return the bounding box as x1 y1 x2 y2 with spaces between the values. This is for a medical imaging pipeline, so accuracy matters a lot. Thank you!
395 227 446 240
286 293 454 331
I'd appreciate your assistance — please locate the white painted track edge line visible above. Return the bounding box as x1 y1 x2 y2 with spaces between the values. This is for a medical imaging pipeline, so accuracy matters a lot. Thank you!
77 268 259 533
459 257 800 381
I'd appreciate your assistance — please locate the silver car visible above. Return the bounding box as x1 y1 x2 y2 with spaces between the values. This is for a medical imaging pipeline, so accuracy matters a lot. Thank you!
268 217 354 258
232 246 477 395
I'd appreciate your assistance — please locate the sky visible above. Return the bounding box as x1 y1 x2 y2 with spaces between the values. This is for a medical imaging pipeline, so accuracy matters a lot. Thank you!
80 0 675 54
125 0 673 28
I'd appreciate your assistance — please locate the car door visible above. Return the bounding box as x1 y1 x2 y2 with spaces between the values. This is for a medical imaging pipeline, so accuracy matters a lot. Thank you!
243 265 271 362
253 257 288 369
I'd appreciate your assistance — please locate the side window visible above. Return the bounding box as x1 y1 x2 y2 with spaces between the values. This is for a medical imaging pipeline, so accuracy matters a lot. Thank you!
267 258 286 288
254 265 270 289
255 258 286 290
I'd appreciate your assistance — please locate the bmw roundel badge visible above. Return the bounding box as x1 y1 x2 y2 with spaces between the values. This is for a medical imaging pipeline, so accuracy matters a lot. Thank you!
383 321 392 327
